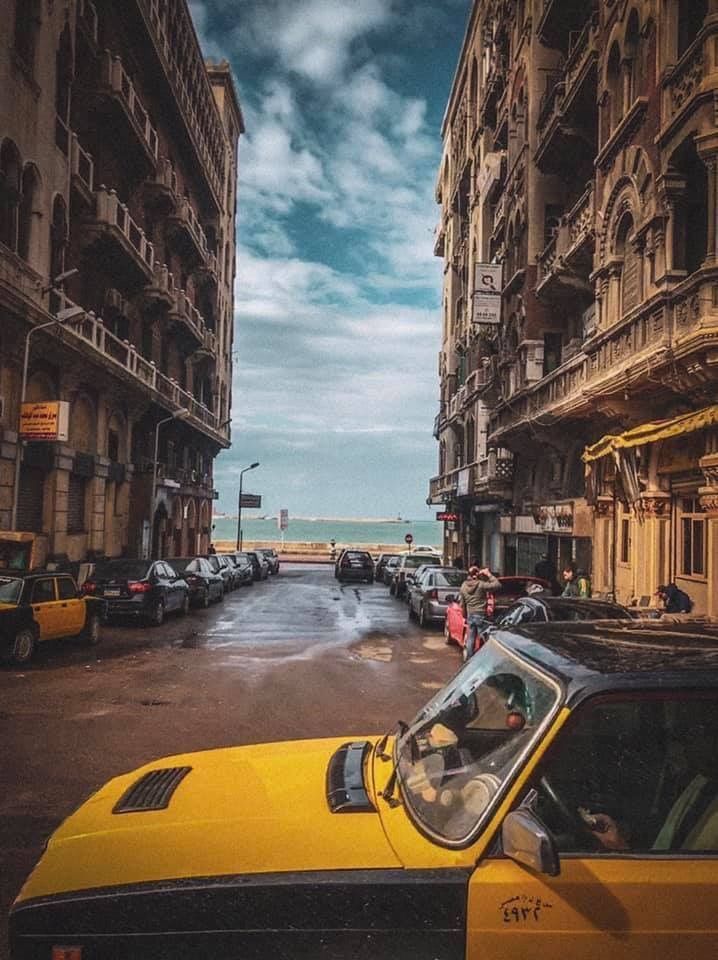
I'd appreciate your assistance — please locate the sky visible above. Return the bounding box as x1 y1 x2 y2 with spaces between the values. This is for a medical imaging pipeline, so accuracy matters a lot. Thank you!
189 0 471 519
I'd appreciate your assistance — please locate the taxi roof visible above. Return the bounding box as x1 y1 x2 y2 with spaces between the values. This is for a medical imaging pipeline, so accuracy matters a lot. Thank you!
493 620 718 705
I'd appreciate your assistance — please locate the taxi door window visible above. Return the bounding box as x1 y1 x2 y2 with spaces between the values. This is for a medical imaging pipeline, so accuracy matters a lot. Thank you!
528 693 718 854
31 579 56 603
57 577 77 600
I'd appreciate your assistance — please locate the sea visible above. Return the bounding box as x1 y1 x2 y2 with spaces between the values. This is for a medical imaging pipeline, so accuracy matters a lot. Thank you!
210 516 442 547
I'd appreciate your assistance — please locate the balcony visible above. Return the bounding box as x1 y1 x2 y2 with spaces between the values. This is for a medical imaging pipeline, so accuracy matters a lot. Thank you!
166 196 210 265
433 220 446 258
475 450 514 500
659 20 718 144
428 468 461 504
535 19 599 175
536 187 594 300
97 50 159 170
55 117 94 202
143 157 179 212
55 299 226 441
167 283 207 348
138 0 226 209
155 464 217 499
81 185 155 282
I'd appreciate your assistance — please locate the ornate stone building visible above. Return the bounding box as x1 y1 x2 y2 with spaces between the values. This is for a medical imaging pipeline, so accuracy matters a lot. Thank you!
0 0 242 567
430 0 718 614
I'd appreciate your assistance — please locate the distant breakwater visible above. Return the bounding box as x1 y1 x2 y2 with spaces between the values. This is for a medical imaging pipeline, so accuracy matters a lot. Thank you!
210 517 442 548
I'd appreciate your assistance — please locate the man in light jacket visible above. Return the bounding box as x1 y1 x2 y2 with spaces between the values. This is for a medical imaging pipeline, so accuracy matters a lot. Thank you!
459 565 501 659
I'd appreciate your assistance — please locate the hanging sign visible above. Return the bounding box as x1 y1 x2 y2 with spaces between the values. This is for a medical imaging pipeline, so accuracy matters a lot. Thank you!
240 493 262 508
19 401 70 441
472 263 503 326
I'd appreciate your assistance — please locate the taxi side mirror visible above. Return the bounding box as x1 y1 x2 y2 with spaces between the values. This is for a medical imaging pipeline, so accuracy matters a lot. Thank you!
502 809 560 877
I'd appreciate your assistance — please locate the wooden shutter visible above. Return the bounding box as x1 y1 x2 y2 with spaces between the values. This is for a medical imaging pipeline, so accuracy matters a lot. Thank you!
16 466 44 532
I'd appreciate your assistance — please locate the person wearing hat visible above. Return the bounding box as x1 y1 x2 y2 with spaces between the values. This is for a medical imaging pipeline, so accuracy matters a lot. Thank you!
459 564 501 660
657 583 693 614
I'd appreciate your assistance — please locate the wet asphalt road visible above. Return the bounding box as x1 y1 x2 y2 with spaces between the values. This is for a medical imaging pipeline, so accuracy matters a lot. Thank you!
0 563 461 957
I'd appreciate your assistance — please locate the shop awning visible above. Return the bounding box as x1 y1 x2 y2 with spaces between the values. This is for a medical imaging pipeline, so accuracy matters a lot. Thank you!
582 405 718 463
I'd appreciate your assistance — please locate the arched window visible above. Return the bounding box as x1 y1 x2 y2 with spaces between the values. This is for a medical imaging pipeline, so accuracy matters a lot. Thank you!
0 140 22 251
607 42 622 133
678 0 707 60
14 0 41 72
669 137 708 275
55 24 74 125
625 10 640 102
50 195 67 279
616 213 641 315
18 164 41 264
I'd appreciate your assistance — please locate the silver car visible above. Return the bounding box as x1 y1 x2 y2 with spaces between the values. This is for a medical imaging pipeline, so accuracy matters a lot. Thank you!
408 567 467 627
389 552 442 599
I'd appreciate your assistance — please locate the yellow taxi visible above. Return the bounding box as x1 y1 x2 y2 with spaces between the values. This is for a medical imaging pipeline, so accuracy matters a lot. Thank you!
0 571 102 665
10 620 718 957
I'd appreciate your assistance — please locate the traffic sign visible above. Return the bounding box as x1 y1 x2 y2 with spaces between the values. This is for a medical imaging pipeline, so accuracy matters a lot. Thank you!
404 533 413 544
239 493 261 508
278 508 289 531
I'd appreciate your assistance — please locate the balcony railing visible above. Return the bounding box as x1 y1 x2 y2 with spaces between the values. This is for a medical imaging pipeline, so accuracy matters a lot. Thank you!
537 236 557 286
94 185 155 271
475 450 514 493
57 300 223 436
70 133 94 193
661 21 717 131
169 285 206 342
168 196 210 259
99 50 159 163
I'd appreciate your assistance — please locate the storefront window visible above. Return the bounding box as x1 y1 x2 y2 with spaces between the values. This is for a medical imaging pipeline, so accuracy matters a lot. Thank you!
680 497 706 578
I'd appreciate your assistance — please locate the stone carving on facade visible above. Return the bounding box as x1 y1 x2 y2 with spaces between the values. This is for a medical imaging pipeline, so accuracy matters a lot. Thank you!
670 48 704 115
639 494 671 517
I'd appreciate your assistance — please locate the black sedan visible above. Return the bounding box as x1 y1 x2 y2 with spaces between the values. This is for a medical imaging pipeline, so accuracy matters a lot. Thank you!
223 553 254 586
83 559 190 626
206 554 237 591
245 551 270 581
336 550 374 584
167 557 224 607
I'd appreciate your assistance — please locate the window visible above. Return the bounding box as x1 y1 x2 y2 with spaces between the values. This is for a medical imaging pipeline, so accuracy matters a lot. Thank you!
0 140 22 251
678 0 707 60
543 333 562 376
14 0 41 72
31 578 55 603
57 577 77 600
67 474 87 534
680 497 706 578
620 516 632 564
107 430 119 462
18 164 41 263
529 692 718 853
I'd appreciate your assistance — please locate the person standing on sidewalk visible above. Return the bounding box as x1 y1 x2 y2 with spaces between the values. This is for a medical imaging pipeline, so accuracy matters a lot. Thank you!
459 565 501 660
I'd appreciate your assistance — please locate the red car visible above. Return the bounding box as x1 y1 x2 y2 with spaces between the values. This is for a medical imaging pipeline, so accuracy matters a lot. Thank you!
443 575 551 652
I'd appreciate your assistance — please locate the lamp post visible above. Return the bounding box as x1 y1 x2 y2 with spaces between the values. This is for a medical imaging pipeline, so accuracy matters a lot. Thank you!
10 301 85 532
148 408 189 558
236 461 259 550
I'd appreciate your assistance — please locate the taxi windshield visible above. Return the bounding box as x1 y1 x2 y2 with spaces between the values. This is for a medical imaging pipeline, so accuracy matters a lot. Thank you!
397 642 560 845
0 577 22 604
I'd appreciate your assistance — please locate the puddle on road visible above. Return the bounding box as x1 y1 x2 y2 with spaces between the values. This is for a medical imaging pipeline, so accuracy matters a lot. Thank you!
422 636 446 651
352 640 392 662
421 680 444 691
408 656 434 665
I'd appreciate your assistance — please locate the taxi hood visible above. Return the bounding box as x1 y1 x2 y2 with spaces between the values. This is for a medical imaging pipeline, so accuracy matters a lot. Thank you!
16 737 401 902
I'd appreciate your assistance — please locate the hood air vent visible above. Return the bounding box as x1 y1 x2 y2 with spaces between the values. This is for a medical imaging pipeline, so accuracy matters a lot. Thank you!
113 766 192 814
326 741 376 813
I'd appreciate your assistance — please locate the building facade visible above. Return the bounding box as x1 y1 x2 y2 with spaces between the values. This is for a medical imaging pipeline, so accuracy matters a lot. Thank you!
430 0 718 614
0 0 242 568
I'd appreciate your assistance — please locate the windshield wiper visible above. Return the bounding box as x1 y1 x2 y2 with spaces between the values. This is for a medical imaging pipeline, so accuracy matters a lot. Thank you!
377 721 420 809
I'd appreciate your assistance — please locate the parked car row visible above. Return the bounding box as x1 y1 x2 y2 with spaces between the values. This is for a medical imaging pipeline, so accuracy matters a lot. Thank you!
0 548 282 666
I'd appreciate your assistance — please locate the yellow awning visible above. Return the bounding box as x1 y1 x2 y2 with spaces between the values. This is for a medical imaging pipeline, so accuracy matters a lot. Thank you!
582 404 718 463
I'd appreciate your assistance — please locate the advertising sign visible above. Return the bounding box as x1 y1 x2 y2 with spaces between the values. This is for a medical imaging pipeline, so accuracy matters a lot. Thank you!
278 508 289 531
472 262 503 327
436 512 459 522
239 493 262 508
19 401 70 441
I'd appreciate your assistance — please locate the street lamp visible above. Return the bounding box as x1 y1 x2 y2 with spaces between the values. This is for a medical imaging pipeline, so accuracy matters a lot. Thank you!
148 408 189 558
236 461 259 550
10 301 86 532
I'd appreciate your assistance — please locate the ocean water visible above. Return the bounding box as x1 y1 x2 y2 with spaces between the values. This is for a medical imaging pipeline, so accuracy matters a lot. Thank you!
210 516 442 547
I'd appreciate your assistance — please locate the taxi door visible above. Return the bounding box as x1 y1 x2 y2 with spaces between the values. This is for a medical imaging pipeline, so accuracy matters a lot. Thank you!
56 575 86 635
467 854 717 960
29 577 60 639
466 689 718 959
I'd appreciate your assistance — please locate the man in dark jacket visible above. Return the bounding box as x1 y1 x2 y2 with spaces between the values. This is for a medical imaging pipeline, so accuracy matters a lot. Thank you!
459 565 501 659
657 583 693 613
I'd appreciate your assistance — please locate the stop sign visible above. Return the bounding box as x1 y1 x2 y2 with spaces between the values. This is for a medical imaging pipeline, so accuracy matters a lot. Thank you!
405 533 413 544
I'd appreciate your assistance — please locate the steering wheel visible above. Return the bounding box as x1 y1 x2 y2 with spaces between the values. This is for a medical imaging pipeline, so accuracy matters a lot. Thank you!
539 775 597 841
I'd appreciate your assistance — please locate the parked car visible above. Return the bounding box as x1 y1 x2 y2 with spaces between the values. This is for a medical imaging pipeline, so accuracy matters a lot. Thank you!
15 622 718 957
407 567 468 627
404 562 447 604
445 593 634 658
336 549 374 584
206 554 237 591
0 571 103 665
257 548 280 575
224 552 255 586
374 552 400 582
245 550 270 581
443 575 553 647
389 552 442 598
167 557 224 607
82 559 190 626
381 555 402 586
